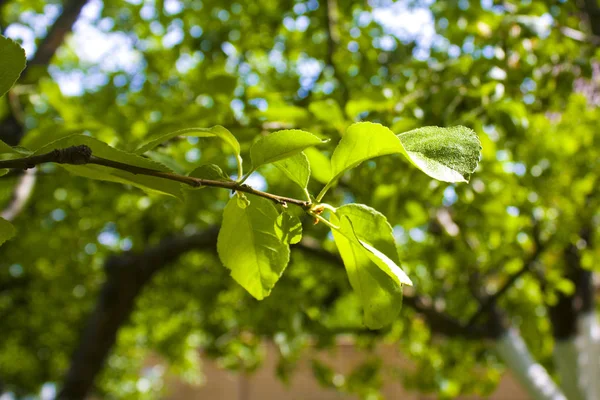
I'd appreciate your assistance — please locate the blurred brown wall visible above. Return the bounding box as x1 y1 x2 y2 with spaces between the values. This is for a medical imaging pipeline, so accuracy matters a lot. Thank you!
163 341 528 400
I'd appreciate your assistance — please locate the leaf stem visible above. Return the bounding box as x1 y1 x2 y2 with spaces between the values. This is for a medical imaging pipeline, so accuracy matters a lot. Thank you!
0 145 312 210
303 188 312 202
235 155 244 182
238 167 255 184
316 180 335 202
309 211 339 230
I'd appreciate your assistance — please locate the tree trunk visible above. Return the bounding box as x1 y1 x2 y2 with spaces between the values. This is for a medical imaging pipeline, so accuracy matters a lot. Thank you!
496 329 567 400
58 229 218 399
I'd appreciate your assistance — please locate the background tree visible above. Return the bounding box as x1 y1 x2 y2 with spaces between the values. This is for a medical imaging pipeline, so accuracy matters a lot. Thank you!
0 0 599 399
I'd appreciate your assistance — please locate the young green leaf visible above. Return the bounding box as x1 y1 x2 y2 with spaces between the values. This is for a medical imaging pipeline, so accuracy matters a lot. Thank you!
250 129 327 169
0 169 7 177
319 122 406 200
304 147 332 184
275 211 303 244
331 213 403 329
134 126 239 154
187 164 231 186
0 217 16 247
36 135 184 200
339 216 412 287
398 126 481 182
217 195 290 300
336 204 412 286
318 122 482 200
273 152 311 189
134 126 243 176
0 35 26 98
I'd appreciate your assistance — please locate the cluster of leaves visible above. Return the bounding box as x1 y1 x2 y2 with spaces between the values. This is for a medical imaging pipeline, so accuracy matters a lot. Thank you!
1 0 598 398
1 38 481 329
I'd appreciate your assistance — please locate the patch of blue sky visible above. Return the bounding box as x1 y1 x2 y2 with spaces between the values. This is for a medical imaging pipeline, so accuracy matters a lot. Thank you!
371 0 435 61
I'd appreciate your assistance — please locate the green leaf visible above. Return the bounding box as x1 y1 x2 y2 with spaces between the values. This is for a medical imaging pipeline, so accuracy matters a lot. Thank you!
320 122 406 199
343 219 413 287
309 99 346 131
398 126 481 182
188 164 231 186
273 152 311 189
336 204 412 286
36 135 184 200
134 125 243 176
275 211 303 245
319 122 481 200
0 140 31 156
0 169 7 177
250 129 327 169
0 35 26 98
304 148 332 184
0 217 16 247
217 195 290 300
331 217 402 329
135 125 240 154
330 203 409 329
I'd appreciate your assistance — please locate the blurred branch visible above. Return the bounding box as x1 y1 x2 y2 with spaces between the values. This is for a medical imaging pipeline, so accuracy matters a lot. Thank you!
547 227 594 340
0 0 89 146
467 223 544 327
59 225 510 398
59 227 219 399
24 0 89 71
324 0 349 108
0 168 36 221
582 0 600 38
296 237 498 339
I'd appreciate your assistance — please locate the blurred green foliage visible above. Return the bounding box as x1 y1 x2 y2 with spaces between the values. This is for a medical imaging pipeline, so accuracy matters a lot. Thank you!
0 0 599 398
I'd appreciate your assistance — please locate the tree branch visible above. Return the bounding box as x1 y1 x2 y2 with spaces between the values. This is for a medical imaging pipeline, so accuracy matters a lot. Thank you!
295 238 499 339
0 168 36 221
0 145 312 210
582 0 600 38
466 223 544 327
59 228 219 399
0 0 89 146
25 0 89 70
324 0 349 107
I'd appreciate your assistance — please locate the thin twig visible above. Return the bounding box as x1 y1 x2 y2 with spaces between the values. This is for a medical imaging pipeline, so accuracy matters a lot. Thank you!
0 145 312 210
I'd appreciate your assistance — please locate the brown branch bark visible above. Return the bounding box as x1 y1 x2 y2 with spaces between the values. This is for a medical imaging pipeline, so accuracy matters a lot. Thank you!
0 145 312 209
0 0 89 146
296 237 499 339
582 0 600 38
0 168 36 221
323 0 349 108
25 0 89 70
547 228 594 340
59 225 504 399
58 228 219 399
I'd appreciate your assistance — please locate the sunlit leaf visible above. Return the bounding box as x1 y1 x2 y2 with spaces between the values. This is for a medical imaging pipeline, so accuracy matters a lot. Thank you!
275 211 302 244
398 126 481 182
217 195 290 300
273 152 311 189
250 129 327 169
330 203 406 329
304 147 332 184
336 204 412 286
